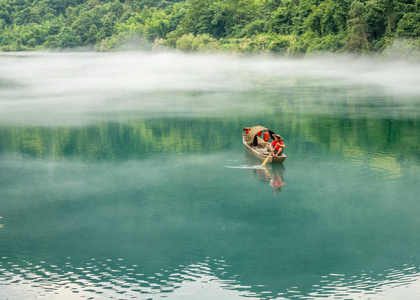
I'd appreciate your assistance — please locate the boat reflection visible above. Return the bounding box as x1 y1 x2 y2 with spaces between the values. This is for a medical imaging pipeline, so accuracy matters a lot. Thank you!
244 151 285 194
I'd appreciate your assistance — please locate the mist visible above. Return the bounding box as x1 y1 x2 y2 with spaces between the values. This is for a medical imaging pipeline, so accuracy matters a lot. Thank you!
0 51 419 126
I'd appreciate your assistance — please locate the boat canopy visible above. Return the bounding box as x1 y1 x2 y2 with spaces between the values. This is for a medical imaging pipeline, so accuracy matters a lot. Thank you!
245 126 276 145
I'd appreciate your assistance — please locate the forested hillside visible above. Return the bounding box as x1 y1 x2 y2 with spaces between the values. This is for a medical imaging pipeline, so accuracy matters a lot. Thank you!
0 0 419 54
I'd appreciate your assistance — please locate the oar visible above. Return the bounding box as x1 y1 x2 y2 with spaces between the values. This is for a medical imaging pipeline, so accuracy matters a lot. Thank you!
261 152 271 167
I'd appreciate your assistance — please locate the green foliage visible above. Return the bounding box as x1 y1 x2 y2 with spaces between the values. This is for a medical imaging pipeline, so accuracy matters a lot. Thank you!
217 33 293 54
304 0 349 37
0 1 13 25
175 33 217 51
169 0 216 37
266 5 295 35
58 27 81 48
397 12 420 38
0 0 418 55
13 7 41 25
38 0 68 16
167 2 188 32
44 35 60 48
71 11 101 44
345 0 370 53
86 24 99 44
240 20 267 37
210 0 264 37
364 0 401 40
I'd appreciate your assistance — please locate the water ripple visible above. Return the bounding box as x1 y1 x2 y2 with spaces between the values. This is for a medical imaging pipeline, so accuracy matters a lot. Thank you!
1 257 420 299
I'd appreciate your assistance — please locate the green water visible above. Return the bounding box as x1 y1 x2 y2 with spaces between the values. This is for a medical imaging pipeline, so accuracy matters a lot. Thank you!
1 53 420 299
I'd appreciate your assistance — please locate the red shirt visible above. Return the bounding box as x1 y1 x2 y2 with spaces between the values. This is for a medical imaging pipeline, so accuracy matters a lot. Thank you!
271 141 284 151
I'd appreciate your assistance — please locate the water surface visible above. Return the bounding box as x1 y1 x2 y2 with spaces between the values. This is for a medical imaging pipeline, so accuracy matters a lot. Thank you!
0 52 420 299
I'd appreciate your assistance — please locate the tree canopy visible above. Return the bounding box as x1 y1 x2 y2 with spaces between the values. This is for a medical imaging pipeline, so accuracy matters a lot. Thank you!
0 0 419 55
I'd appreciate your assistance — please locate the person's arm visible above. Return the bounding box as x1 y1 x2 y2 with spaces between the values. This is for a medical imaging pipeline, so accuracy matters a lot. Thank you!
275 142 285 156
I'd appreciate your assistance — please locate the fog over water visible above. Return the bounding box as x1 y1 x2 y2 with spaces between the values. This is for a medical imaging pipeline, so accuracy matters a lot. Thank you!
1 52 419 126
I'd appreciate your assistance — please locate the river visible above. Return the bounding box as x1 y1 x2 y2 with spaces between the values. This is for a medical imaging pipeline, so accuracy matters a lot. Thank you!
0 52 419 299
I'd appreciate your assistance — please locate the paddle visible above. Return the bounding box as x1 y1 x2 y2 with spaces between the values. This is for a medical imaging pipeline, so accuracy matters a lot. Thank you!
261 152 271 167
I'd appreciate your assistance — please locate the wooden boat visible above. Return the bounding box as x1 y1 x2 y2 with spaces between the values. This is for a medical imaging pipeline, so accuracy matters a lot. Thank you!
242 126 286 164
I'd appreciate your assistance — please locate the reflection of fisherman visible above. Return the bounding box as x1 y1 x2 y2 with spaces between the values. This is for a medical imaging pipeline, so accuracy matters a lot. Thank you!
270 173 285 194
243 150 286 194
269 134 285 157
263 166 285 194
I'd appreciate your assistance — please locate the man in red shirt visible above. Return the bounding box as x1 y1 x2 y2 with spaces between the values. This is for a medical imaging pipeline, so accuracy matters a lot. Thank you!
270 134 285 157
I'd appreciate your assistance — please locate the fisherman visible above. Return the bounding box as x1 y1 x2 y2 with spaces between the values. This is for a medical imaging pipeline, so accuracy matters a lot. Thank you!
270 134 285 157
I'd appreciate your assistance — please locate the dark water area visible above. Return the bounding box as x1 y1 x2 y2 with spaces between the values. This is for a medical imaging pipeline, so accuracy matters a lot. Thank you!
0 52 420 299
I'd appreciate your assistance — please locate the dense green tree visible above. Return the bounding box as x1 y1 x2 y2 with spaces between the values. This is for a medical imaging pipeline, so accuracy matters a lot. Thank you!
9 0 29 13
102 16 115 37
86 24 99 43
170 0 216 37
305 0 350 37
13 7 41 25
0 1 13 25
397 12 420 37
38 0 68 16
345 0 370 52
267 3 296 35
0 0 418 54
88 0 102 10
109 0 124 19
144 9 170 39
72 10 102 43
210 0 263 37
58 27 81 47
291 0 318 35
365 0 400 39
43 35 59 48
167 2 188 32
65 7 78 26
46 17 64 35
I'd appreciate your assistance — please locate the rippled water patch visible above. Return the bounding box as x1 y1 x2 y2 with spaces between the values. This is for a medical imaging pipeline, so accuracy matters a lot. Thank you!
0 257 250 299
305 266 420 299
1 257 420 299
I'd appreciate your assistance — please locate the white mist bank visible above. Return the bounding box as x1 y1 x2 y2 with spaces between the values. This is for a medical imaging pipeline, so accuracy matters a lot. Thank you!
0 52 419 126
